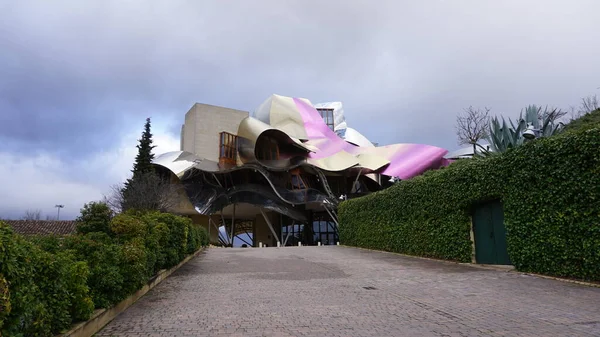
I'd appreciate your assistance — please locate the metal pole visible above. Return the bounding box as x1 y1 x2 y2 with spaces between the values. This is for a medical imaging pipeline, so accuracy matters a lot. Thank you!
352 168 363 192
283 228 293 246
280 213 284 244
55 204 64 220
230 203 236 246
259 208 281 246
219 210 229 246
237 236 252 246
324 206 339 231
324 203 339 223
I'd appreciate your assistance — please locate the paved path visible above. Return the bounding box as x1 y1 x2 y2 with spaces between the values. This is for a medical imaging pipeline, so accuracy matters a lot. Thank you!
98 246 600 337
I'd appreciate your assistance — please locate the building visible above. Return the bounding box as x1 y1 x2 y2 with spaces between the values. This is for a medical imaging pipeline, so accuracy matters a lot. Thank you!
444 144 492 160
3 220 78 236
152 94 449 247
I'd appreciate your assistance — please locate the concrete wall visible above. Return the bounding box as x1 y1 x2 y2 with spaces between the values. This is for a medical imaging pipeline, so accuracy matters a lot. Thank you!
181 103 249 161
188 214 221 245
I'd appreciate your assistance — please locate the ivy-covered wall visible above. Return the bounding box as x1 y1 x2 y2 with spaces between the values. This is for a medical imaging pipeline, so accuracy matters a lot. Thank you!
339 127 600 281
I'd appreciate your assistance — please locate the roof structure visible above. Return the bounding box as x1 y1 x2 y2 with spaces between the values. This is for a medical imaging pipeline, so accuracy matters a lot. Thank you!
3 220 78 236
153 94 451 219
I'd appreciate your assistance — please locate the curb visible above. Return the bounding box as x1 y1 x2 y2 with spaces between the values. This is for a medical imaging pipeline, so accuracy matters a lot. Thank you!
58 247 206 337
339 245 600 288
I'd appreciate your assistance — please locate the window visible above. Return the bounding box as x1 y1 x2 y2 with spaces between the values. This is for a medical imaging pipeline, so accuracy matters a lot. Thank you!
317 108 335 131
219 132 238 165
281 223 305 246
312 213 339 245
288 168 309 190
257 137 279 161
291 175 306 189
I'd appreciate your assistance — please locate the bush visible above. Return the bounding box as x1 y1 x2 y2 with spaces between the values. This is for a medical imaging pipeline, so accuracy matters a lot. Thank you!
563 108 600 133
143 212 190 268
110 213 148 241
339 128 600 281
0 222 94 336
76 201 114 235
1 206 209 335
0 274 9 331
61 233 127 308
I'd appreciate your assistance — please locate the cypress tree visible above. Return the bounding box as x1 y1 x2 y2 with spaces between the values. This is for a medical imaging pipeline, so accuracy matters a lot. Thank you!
131 117 156 179
122 118 157 208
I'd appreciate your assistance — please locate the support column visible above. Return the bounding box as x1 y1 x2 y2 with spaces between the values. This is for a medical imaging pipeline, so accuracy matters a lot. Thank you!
230 203 236 247
220 210 229 246
280 214 284 244
324 206 339 231
352 168 363 193
210 217 226 246
259 208 280 246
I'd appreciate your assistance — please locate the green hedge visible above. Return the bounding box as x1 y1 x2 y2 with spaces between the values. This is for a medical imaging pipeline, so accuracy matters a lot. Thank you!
0 205 208 336
339 127 600 281
0 224 94 336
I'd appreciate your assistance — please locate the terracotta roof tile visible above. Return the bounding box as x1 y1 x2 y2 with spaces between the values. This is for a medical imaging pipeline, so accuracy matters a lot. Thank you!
2 220 78 236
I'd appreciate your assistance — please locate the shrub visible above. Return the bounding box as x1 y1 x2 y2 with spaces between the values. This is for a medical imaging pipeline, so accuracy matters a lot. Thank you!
563 108 600 133
0 274 9 331
1 210 208 334
144 212 190 268
76 201 114 235
149 221 171 272
27 234 63 253
110 213 148 242
339 128 600 281
0 222 93 336
62 234 127 308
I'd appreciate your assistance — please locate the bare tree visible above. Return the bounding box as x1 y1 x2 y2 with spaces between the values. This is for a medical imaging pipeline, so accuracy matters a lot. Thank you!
579 95 599 116
45 215 57 221
541 106 568 124
104 172 185 213
23 209 42 220
455 106 491 155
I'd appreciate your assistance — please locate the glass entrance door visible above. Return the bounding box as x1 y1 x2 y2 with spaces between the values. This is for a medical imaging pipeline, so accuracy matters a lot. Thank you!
312 213 338 245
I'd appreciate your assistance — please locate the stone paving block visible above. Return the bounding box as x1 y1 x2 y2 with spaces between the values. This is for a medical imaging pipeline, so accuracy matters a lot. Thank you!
98 247 600 337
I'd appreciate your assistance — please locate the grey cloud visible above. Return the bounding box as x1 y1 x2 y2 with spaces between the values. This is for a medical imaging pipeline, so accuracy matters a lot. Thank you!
1 0 599 160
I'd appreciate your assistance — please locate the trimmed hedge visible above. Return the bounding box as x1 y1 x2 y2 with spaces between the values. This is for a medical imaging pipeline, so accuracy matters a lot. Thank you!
0 224 94 336
339 127 600 281
0 205 208 336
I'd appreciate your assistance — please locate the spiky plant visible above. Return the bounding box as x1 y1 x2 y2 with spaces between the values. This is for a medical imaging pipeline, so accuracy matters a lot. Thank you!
483 105 565 154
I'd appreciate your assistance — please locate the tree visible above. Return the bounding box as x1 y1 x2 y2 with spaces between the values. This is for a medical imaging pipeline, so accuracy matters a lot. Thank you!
122 118 158 210
124 118 156 188
22 209 42 220
105 172 184 213
75 201 114 235
455 106 491 155
579 95 599 116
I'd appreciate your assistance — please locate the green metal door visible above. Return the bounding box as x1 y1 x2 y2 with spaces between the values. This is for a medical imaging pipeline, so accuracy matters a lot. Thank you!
473 200 511 265
473 204 496 264
490 201 511 265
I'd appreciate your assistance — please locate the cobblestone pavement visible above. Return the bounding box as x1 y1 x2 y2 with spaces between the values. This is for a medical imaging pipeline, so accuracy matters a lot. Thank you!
98 246 600 337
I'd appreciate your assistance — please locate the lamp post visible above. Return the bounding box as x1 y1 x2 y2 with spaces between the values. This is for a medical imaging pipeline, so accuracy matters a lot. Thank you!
55 204 64 220
523 123 541 140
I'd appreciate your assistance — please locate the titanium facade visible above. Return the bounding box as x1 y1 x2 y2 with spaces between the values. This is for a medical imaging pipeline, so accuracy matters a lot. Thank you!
155 94 450 247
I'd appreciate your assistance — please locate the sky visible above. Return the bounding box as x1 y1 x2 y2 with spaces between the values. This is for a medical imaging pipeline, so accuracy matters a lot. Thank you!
1 0 599 220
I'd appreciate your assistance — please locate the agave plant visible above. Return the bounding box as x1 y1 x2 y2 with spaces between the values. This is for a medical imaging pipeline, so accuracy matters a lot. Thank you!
482 105 565 154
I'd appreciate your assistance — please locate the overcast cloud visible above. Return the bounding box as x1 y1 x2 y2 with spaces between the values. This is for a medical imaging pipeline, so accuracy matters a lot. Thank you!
1 0 599 219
